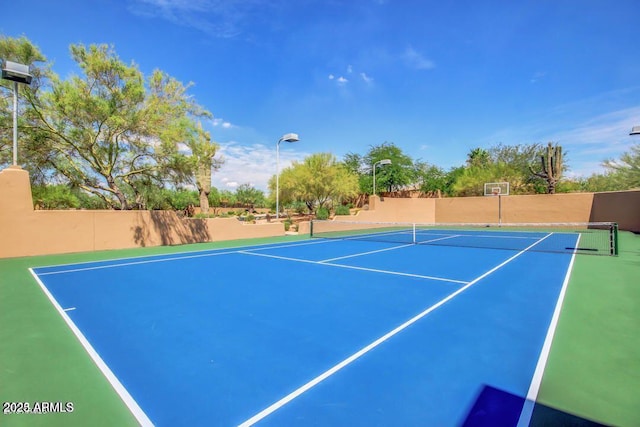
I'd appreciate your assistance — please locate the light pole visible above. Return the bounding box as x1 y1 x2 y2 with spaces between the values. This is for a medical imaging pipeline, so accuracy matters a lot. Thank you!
1 60 33 166
276 133 300 219
373 158 391 195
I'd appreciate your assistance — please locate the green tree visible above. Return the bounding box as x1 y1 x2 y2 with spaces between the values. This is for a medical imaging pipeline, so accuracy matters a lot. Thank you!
414 161 448 195
16 42 210 209
603 144 640 189
235 183 265 209
269 153 359 213
466 147 491 168
363 142 415 193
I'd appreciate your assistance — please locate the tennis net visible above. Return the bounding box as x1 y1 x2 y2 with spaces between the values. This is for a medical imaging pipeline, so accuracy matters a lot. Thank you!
310 220 618 255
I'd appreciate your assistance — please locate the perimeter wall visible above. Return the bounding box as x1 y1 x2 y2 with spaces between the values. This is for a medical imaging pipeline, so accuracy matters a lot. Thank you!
0 167 284 258
337 192 640 232
1 166 639 258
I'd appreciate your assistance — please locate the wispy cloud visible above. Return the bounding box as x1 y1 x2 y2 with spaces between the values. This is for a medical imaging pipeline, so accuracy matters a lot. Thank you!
210 141 308 191
403 46 435 70
129 0 272 38
482 104 640 176
329 65 373 87
211 117 233 128
360 72 374 85
530 71 546 84
328 74 349 86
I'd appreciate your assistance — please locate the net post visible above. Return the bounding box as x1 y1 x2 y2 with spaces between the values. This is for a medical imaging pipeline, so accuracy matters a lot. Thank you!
412 223 416 244
310 220 314 238
612 223 619 256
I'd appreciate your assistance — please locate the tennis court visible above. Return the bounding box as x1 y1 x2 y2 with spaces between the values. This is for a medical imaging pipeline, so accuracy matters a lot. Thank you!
29 223 604 426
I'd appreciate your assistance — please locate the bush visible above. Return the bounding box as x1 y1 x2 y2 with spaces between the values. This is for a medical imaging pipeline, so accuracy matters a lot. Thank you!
32 185 80 209
316 207 330 220
335 205 350 216
284 219 292 231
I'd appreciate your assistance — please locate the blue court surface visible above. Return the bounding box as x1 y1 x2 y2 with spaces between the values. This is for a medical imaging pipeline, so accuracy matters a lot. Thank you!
30 231 577 426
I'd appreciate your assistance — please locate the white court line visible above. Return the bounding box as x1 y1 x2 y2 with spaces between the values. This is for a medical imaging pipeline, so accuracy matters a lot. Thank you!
516 235 580 427
238 233 554 427
29 269 153 427
63 307 76 312
319 244 414 263
320 235 464 263
239 251 468 285
36 239 335 276
415 235 464 245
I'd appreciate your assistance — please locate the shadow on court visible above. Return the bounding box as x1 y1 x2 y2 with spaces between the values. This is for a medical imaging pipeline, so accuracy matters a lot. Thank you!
461 385 607 427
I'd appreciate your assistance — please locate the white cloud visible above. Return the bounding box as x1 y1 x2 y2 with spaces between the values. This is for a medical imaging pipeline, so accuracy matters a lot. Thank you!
210 141 308 191
360 72 374 84
328 74 349 85
482 104 640 177
403 47 435 70
212 117 233 128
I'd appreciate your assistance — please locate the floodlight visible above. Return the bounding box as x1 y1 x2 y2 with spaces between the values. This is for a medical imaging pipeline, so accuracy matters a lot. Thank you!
1 60 32 85
2 59 33 166
279 133 300 143
373 159 392 195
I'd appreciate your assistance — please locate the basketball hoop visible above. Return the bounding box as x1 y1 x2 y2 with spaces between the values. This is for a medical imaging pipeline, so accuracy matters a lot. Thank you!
484 182 510 225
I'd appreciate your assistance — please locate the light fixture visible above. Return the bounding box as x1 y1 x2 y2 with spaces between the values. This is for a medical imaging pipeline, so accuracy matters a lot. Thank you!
276 133 300 219
373 159 392 195
2 60 33 166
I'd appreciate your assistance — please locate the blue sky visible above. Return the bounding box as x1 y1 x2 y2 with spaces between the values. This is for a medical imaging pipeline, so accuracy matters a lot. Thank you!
2 0 639 191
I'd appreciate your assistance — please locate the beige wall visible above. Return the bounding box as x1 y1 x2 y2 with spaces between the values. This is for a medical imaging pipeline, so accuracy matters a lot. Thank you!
331 191 639 232
589 190 640 232
0 167 284 258
1 166 638 258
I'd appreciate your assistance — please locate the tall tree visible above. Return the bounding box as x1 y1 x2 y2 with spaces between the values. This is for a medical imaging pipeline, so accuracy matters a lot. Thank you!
23 43 210 209
603 144 640 189
363 142 415 193
466 147 491 168
235 183 265 209
270 153 359 213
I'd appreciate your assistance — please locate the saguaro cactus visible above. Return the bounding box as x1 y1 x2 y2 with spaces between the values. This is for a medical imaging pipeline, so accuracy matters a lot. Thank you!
532 142 563 194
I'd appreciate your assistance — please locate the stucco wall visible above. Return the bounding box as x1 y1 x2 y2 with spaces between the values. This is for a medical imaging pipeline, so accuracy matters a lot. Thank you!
2 166 638 258
590 190 640 232
0 167 284 258
332 191 639 231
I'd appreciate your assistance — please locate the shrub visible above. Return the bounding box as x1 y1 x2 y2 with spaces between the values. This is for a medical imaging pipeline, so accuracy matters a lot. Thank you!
32 185 80 209
284 219 292 231
335 205 350 216
316 207 330 220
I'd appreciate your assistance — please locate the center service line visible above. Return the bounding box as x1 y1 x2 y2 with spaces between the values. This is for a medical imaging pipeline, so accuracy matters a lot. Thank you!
237 233 553 426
